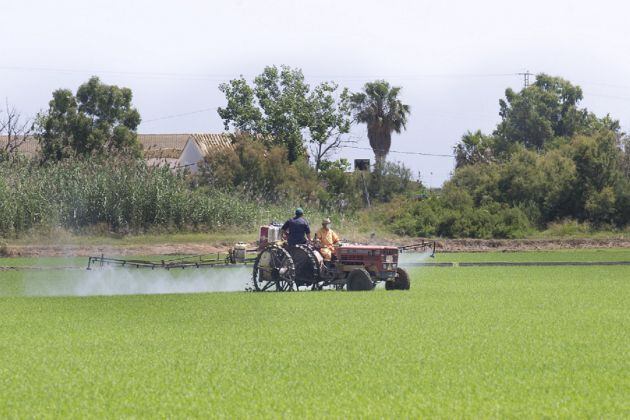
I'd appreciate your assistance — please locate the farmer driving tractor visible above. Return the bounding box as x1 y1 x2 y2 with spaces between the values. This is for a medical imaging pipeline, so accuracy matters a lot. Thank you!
314 218 339 261
281 208 311 246
281 209 340 261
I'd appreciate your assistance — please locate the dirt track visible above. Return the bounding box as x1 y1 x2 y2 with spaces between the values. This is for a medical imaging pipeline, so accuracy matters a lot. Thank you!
2 238 629 257
2 244 226 258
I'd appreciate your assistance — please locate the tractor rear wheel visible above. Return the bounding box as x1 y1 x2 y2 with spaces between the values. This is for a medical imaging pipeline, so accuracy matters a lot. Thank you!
386 267 410 290
346 268 374 291
288 244 321 288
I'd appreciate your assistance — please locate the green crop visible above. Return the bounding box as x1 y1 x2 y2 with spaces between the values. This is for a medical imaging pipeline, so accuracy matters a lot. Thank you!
0 253 628 417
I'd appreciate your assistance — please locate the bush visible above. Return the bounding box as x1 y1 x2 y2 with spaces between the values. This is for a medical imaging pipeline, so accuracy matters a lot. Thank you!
375 192 530 239
366 161 415 202
585 187 616 225
544 220 592 237
200 135 320 203
381 196 439 237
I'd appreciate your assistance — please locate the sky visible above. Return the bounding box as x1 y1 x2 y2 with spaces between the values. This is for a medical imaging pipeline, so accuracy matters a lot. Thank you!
1 0 630 187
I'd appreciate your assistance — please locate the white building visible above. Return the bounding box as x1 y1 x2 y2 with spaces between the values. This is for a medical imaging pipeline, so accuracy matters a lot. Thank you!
177 133 233 173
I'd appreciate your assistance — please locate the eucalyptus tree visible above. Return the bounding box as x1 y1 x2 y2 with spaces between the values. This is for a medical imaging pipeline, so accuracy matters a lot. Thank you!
37 76 141 162
494 74 587 152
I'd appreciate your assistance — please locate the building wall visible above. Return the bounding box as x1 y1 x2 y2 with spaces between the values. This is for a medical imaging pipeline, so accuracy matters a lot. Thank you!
177 138 204 173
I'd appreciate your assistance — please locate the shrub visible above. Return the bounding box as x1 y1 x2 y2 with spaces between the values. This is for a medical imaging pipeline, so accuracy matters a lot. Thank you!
585 187 616 226
200 136 321 204
366 161 415 202
544 220 592 237
376 193 530 239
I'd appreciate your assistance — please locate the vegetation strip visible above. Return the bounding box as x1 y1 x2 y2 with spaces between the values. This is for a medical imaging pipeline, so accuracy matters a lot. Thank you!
402 262 454 267
0 266 85 271
458 261 630 267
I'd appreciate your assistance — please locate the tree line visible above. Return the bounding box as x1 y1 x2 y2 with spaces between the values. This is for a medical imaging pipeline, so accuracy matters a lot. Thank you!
0 67 415 236
1 69 628 237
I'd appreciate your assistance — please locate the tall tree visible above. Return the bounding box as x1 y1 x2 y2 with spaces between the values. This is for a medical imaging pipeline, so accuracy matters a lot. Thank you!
218 65 351 166
495 74 587 151
37 76 141 161
348 80 410 165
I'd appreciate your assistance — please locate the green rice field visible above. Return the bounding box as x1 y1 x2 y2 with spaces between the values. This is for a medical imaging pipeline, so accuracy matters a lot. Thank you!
0 249 628 417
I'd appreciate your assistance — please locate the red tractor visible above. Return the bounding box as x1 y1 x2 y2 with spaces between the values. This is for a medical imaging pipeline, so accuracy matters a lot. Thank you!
86 223 434 293
252 224 430 292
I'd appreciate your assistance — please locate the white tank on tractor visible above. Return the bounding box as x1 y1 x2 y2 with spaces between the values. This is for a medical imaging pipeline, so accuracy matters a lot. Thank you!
258 223 282 249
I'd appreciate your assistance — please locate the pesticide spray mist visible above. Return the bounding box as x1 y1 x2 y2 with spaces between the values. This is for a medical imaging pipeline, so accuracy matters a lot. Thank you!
14 251 434 297
398 250 435 267
22 265 252 297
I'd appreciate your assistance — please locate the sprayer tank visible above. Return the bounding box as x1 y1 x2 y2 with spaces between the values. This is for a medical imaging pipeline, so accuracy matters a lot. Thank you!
258 223 282 249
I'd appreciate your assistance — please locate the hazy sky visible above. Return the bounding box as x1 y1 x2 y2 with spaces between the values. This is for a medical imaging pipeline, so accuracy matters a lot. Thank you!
2 0 629 186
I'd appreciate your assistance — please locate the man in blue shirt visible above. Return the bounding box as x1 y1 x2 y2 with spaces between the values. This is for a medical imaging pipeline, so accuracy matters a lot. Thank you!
281 208 311 246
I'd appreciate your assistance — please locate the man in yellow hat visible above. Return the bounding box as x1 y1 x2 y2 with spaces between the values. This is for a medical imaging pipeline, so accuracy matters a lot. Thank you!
314 218 339 261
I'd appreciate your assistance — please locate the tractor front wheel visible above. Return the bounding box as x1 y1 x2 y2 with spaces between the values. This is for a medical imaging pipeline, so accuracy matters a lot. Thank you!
386 267 410 290
346 268 374 291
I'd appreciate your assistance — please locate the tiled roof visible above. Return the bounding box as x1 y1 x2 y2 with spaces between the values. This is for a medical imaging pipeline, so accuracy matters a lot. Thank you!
190 133 233 156
0 133 232 159
0 134 191 158
138 134 190 155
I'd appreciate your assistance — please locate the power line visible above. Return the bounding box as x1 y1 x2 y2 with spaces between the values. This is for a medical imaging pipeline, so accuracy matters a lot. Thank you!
142 107 218 123
587 93 630 102
343 145 454 158
140 106 499 126
153 148 453 174
0 65 233 81
172 161 202 170
0 65 519 82
6 65 630 99
576 80 630 90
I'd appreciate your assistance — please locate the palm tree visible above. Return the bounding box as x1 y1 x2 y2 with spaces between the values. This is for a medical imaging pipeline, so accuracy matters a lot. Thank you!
349 80 410 165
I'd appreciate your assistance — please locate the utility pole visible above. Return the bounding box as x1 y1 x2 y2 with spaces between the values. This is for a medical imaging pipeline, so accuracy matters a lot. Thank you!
360 171 371 208
517 70 533 88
